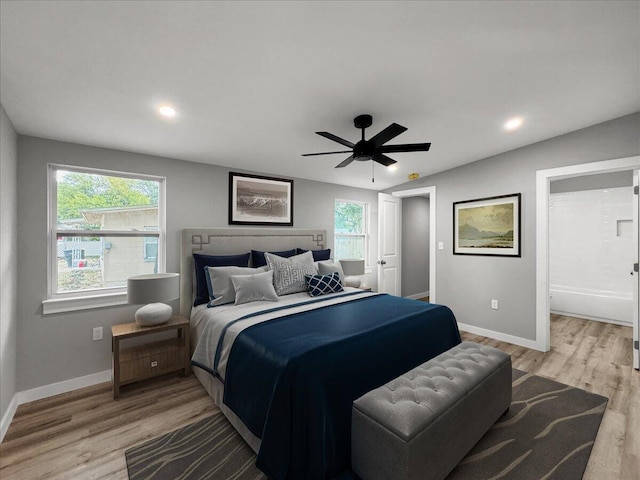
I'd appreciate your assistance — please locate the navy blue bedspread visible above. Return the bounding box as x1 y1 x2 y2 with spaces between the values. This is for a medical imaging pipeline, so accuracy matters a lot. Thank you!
223 294 461 480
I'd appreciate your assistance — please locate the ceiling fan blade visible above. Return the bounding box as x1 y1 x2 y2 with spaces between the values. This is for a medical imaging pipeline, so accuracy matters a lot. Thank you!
379 142 431 153
302 150 353 157
335 155 355 168
373 153 397 167
316 131 354 148
369 123 407 147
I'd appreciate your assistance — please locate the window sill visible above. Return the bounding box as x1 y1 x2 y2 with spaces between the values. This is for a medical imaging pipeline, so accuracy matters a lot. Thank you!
42 292 128 315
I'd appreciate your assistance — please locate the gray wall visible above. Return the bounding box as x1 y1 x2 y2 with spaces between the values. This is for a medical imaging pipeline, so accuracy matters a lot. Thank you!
401 196 429 297
16 135 379 391
550 170 633 193
387 112 640 341
1 104 18 423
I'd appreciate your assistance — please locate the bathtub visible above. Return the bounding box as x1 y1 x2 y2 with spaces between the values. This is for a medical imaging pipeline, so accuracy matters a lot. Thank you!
550 285 633 326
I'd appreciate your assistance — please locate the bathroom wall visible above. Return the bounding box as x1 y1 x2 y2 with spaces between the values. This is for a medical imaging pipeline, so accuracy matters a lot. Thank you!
549 185 634 324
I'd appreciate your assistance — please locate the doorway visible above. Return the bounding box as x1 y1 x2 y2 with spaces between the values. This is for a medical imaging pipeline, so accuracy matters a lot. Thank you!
378 186 437 303
401 195 430 300
536 156 640 369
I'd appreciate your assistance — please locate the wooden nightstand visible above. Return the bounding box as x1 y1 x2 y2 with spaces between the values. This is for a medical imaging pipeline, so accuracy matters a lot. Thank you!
111 315 190 399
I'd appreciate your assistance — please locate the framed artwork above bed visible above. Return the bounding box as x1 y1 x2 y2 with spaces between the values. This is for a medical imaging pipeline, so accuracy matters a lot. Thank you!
453 193 521 257
229 172 293 226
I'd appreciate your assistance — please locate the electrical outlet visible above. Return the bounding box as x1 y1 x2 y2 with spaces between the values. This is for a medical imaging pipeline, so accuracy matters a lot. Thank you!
491 299 499 310
92 326 103 341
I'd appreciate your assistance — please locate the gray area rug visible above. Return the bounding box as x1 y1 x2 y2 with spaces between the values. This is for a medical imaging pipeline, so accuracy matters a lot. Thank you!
125 370 607 480
445 369 607 479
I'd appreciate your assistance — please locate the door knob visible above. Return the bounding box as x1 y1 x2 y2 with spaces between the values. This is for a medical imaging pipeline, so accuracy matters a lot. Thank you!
377 260 387 265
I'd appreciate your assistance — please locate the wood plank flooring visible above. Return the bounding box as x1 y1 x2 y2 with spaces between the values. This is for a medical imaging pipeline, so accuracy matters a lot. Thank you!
0 314 637 479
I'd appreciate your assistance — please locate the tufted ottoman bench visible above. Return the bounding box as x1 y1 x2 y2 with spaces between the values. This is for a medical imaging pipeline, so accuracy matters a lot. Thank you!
351 342 511 480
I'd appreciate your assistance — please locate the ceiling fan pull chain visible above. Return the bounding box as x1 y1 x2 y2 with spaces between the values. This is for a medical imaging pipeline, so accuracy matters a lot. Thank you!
372 162 375 183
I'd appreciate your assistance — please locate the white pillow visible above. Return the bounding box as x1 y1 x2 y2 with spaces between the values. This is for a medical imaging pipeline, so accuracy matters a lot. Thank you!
206 265 267 306
265 250 316 296
231 270 279 305
317 261 345 286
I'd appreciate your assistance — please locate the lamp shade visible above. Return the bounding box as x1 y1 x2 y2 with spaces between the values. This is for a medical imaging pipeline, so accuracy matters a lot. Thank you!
339 259 365 277
127 273 179 305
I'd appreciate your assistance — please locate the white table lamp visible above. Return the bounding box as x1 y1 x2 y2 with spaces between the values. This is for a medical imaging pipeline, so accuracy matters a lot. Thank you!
128 273 180 326
339 259 365 288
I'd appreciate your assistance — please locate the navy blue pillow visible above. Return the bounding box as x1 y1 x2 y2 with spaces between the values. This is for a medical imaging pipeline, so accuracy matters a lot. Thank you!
193 253 250 306
305 272 344 297
296 248 331 261
251 249 297 268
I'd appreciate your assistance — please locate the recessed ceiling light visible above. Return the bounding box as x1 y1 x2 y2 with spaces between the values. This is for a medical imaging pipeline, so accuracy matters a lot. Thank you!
387 165 398 172
504 116 523 131
158 105 177 118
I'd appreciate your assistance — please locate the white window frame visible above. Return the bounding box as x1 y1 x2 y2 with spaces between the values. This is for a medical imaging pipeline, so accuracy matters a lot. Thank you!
43 164 166 314
334 199 369 267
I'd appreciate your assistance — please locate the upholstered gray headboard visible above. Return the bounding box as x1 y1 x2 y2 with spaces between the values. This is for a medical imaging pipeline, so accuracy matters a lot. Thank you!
180 228 326 316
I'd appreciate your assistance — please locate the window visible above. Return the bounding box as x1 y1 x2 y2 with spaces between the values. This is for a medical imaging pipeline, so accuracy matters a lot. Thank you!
46 164 165 312
334 199 368 262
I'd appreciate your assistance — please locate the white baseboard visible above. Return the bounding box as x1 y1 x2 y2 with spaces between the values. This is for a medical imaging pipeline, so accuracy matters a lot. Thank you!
457 322 544 351
0 394 19 443
404 291 429 300
17 369 111 405
0 369 112 443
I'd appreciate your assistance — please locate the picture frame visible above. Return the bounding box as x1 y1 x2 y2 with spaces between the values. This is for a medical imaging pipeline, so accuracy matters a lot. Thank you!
453 193 521 257
229 172 293 226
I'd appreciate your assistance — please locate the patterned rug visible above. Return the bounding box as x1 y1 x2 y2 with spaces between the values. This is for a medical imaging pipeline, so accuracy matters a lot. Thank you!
125 370 607 480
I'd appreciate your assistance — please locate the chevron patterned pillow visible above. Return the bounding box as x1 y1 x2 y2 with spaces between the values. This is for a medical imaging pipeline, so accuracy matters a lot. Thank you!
305 272 344 297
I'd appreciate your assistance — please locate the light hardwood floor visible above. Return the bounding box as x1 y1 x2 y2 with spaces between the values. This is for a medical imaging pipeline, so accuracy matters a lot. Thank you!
0 314 637 479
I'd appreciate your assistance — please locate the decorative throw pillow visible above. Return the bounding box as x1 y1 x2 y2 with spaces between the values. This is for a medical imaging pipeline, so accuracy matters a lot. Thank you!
206 265 267 307
193 253 250 306
317 260 345 286
251 249 297 268
231 270 279 305
296 248 331 262
305 272 344 297
265 250 316 296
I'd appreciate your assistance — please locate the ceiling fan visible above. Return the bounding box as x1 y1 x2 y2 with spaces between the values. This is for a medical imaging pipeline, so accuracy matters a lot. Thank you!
302 114 431 169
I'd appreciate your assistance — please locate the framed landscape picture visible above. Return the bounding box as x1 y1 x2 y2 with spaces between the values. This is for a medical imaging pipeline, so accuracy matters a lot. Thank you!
229 172 293 226
453 193 521 256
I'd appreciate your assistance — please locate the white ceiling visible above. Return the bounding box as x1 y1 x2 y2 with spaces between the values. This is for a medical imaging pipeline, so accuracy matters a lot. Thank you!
1 1 638 190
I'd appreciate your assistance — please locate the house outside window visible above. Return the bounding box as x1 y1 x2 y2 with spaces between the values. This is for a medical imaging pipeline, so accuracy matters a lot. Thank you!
334 199 368 263
46 164 165 312
143 226 159 265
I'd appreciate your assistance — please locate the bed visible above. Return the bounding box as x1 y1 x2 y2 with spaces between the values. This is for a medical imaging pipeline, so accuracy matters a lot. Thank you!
181 228 461 480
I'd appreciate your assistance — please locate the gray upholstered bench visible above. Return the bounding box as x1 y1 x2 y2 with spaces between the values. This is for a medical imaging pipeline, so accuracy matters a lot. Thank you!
351 342 511 480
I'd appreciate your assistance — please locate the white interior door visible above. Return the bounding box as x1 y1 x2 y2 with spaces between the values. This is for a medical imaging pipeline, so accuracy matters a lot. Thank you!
633 170 639 370
377 193 401 295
